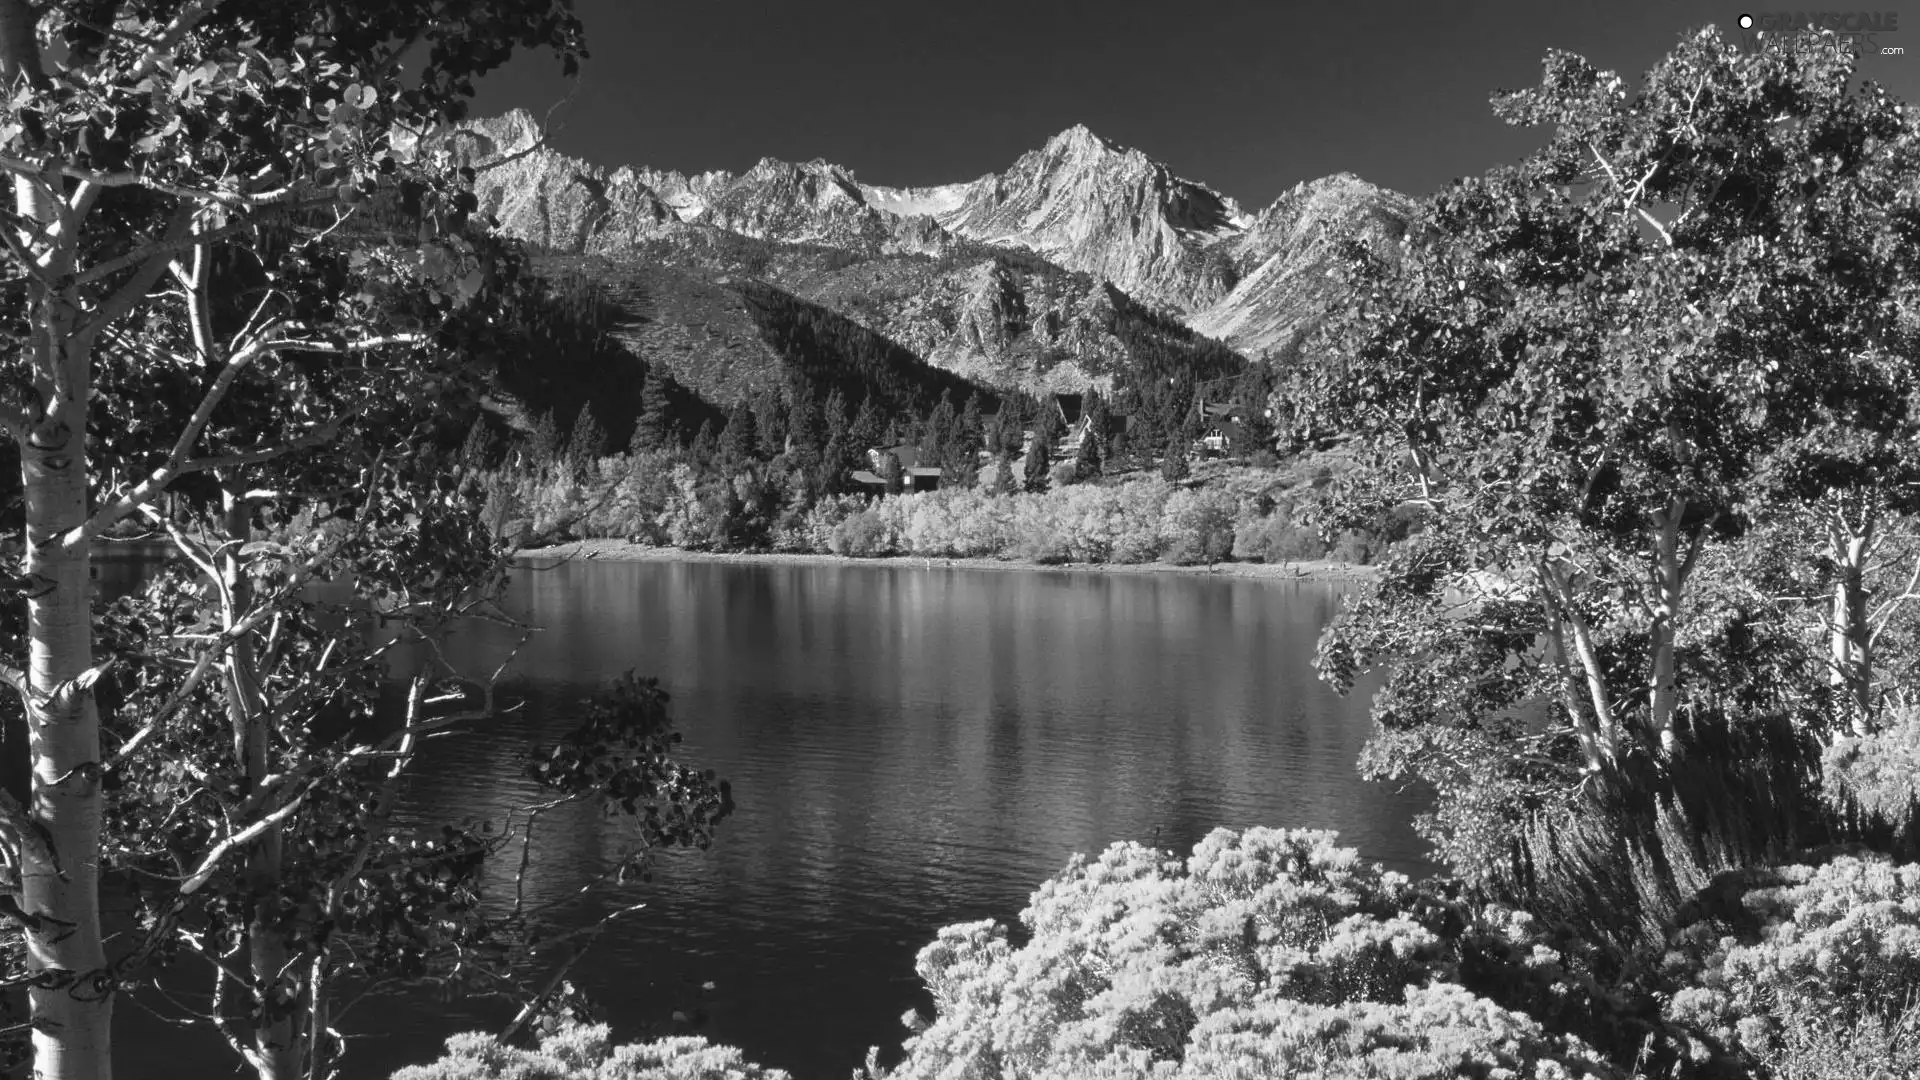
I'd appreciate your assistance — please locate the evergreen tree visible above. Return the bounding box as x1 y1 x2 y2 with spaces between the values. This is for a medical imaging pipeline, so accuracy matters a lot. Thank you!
565 401 607 473
880 450 905 495
1084 390 1111 451
527 408 561 470
850 396 885 457
788 385 825 465
1161 432 1191 482
1074 425 1103 480
691 420 720 468
923 390 957 460
958 393 985 459
459 415 498 469
822 387 849 438
632 376 675 453
1023 436 1052 494
722 399 760 465
819 432 851 495
990 453 1016 496
1034 396 1064 447
753 388 789 460
1128 406 1162 468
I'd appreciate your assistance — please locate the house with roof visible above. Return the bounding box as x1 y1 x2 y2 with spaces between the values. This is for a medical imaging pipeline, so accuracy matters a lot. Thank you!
1194 397 1274 457
849 444 944 493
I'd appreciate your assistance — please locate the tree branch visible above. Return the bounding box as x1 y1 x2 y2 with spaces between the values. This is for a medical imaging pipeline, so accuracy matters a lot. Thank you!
180 784 312 895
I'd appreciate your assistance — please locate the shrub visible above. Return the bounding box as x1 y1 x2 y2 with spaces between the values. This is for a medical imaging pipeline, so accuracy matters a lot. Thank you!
1663 853 1920 1070
828 510 892 557
1159 489 1237 565
801 494 866 554
1823 706 1920 828
1375 500 1432 546
392 1024 792 1080
869 828 1619 1080
1328 528 1376 565
1236 516 1327 563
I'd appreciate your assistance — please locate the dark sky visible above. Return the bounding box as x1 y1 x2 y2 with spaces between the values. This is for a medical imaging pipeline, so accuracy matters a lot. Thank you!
468 0 1920 207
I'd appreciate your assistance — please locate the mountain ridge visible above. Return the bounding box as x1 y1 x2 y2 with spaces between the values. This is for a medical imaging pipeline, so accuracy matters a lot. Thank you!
450 109 1412 383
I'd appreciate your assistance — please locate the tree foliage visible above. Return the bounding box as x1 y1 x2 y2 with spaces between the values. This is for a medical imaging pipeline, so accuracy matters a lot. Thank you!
1293 26 1920 888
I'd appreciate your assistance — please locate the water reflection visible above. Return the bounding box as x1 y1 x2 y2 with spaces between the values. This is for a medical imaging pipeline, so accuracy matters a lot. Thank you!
121 558 1426 1080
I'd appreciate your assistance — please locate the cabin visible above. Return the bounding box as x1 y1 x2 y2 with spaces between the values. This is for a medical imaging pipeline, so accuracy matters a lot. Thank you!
850 444 943 493
1194 398 1272 457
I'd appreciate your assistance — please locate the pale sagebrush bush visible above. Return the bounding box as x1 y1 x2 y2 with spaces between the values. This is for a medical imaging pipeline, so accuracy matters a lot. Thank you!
391 1024 791 1080
869 828 1618 1080
1158 489 1237 565
1823 706 1920 828
1663 854 1920 1067
1747 993 1920 1080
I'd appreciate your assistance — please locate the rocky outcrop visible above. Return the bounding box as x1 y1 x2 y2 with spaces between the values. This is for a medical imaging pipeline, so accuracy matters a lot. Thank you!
926 125 1247 312
1189 174 1415 360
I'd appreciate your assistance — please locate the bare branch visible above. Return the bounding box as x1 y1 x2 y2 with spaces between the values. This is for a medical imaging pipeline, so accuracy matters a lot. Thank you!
180 784 312 895
75 204 195 349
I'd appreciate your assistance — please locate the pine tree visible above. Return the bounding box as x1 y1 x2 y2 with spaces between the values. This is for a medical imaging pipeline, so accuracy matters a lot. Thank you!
1161 431 1190 482
879 450 905 495
1074 424 1102 480
1034 396 1063 448
722 399 759 464
631 376 675 453
691 419 720 468
459 415 497 469
753 388 789 459
958 392 984 459
923 390 957 461
819 432 851 494
850 396 885 458
822 388 849 438
789 385 824 464
990 453 1016 496
1085 390 1110 451
1023 435 1051 494
565 401 607 473
527 408 561 471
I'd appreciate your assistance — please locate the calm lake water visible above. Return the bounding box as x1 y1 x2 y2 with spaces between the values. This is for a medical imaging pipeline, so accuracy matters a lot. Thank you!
119 557 1428 1080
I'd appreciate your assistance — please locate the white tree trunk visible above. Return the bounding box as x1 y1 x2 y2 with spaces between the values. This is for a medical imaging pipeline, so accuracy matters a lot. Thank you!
1647 498 1688 756
220 490 299 1080
21 351 112 1080
1827 507 1874 734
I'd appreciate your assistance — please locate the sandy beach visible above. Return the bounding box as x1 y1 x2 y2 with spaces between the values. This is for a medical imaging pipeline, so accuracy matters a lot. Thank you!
514 537 1381 583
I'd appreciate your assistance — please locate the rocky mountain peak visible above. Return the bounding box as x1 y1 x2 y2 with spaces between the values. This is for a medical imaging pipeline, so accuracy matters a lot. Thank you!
457 107 544 159
1044 123 1118 155
450 112 1412 360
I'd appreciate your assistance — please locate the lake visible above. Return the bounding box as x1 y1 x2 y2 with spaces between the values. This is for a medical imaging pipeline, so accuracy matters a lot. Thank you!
118 556 1428 1080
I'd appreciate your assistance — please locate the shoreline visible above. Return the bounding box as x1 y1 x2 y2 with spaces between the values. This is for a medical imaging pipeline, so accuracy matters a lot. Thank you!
513 537 1381 583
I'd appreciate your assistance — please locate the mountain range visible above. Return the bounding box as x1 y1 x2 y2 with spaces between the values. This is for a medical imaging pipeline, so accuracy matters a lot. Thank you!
445 109 1415 406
